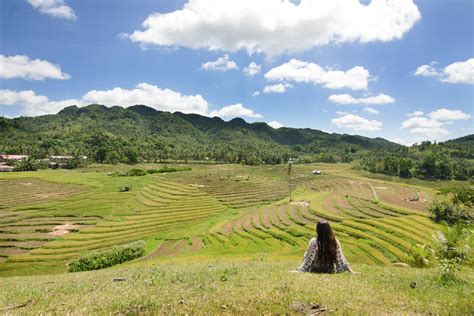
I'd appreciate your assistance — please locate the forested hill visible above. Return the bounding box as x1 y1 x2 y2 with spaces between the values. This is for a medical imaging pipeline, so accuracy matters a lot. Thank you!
0 103 451 164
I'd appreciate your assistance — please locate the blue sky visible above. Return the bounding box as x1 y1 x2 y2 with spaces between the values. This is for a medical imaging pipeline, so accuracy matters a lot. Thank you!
0 0 472 145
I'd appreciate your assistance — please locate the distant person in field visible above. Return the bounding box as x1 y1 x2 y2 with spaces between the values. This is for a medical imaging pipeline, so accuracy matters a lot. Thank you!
299 219 355 274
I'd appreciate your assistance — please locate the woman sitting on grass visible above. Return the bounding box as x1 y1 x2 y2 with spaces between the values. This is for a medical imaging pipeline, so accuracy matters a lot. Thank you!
299 219 355 274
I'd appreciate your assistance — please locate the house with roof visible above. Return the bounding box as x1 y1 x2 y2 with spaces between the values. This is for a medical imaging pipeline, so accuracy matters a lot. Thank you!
0 162 14 172
49 155 75 169
0 154 29 162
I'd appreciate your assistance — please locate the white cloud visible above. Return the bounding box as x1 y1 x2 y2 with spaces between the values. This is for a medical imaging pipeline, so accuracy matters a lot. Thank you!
201 54 238 71
335 111 349 116
328 93 395 105
401 117 443 129
414 62 439 78
362 107 379 115
27 0 76 21
0 89 80 116
414 58 474 84
0 55 70 80
82 83 209 115
267 121 283 129
407 110 424 117
442 58 474 84
126 0 420 56
209 103 262 118
400 116 448 139
401 108 471 140
428 108 471 121
251 91 260 97
243 62 261 76
265 59 370 90
331 114 382 132
1 83 209 116
262 83 293 94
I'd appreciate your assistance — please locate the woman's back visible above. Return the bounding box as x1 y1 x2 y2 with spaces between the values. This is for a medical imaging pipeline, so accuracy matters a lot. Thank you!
299 220 353 274
299 237 350 273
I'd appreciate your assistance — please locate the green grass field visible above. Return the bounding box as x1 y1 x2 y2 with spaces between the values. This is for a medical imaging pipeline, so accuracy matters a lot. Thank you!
0 163 472 314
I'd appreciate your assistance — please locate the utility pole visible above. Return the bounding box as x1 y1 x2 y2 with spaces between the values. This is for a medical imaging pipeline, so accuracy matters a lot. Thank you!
288 158 294 202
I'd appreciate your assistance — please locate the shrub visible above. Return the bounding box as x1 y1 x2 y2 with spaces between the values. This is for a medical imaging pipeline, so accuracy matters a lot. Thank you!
433 224 472 283
65 158 82 169
109 166 192 177
126 168 148 176
408 244 435 268
429 200 472 225
68 240 146 272
146 165 192 174
14 158 38 171
119 186 131 192
429 185 473 225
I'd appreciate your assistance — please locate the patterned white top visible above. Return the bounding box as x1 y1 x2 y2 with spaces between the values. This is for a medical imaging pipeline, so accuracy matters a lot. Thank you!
299 238 350 273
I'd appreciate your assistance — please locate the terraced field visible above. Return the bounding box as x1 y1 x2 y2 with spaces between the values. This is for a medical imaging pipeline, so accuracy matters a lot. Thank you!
0 174 229 275
0 163 441 276
169 173 288 209
145 169 438 267
0 179 94 264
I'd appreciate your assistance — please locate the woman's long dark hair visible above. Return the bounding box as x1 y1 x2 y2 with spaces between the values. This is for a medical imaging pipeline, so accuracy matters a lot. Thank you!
316 220 337 269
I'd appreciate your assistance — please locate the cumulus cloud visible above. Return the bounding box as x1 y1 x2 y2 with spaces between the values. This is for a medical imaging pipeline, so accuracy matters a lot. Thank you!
362 107 379 115
27 0 76 20
0 83 205 116
0 89 80 116
414 58 474 84
0 55 70 80
209 103 262 118
265 59 370 90
407 110 424 117
262 83 293 94
401 117 448 138
243 62 261 76
328 93 395 105
126 0 420 56
428 108 471 121
81 83 210 115
267 121 283 129
401 117 443 130
201 54 238 71
414 62 439 78
251 91 260 97
442 58 474 84
401 108 470 139
331 114 382 132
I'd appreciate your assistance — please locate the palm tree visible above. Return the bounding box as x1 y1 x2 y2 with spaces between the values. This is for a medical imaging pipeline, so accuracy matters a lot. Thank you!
433 223 472 282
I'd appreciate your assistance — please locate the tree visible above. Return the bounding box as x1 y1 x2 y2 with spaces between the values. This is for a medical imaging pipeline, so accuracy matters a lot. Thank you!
398 158 413 178
14 157 38 171
429 185 473 225
417 153 437 179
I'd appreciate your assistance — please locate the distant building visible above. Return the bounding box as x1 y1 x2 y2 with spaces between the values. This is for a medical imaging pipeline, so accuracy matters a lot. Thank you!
49 155 75 169
312 170 322 175
0 154 28 161
0 163 14 172
50 155 75 162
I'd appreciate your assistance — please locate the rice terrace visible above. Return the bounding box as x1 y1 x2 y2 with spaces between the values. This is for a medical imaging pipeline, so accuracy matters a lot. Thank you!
1 0 474 314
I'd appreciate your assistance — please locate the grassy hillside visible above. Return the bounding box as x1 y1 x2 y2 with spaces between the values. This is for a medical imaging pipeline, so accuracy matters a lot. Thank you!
1 259 473 314
0 163 472 314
